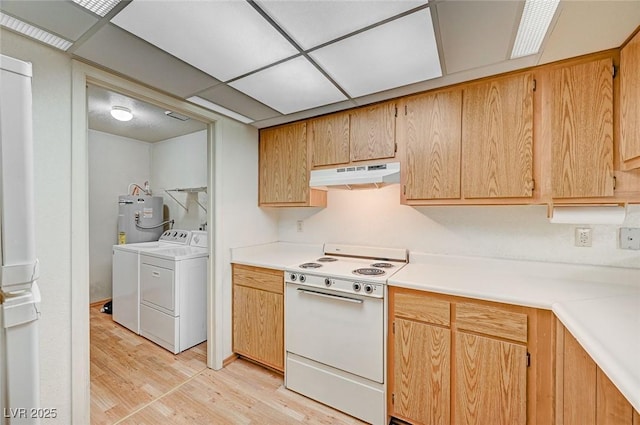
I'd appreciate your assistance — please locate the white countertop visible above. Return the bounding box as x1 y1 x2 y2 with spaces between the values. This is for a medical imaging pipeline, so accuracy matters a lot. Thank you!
389 252 640 413
230 242 323 270
229 243 640 412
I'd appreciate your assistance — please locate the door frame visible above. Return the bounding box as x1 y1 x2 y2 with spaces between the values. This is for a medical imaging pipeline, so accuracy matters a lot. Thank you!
70 60 224 424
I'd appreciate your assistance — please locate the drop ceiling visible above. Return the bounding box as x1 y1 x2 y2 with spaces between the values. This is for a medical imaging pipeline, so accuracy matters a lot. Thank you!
1 0 640 130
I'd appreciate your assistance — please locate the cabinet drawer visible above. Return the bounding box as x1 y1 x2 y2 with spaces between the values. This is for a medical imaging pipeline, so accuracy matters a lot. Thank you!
394 291 450 326
456 303 527 343
233 264 283 294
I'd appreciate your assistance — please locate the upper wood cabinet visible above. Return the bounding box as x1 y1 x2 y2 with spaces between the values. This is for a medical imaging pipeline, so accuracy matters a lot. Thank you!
309 112 350 167
462 73 534 199
349 102 396 162
620 29 640 170
399 89 462 201
259 122 326 207
549 58 615 198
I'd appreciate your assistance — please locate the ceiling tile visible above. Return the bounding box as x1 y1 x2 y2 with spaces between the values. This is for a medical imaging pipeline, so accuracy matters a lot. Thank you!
437 1 522 74
0 0 98 41
73 24 221 98
309 9 441 98
194 84 280 122
229 56 347 115
111 0 299 81
257 0 426 49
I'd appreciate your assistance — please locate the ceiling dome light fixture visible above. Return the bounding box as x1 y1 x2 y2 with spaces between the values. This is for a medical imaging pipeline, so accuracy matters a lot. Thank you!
110 106 133 122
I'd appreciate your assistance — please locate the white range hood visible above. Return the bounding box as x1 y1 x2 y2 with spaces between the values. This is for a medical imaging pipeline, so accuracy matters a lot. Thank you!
309 162 400 190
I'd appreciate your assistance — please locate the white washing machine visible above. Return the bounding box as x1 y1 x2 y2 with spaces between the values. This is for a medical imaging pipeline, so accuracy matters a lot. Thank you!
112 230 192 334
139 231 208 354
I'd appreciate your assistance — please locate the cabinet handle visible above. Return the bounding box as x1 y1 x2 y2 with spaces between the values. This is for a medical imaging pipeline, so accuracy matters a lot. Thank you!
152 271 160 277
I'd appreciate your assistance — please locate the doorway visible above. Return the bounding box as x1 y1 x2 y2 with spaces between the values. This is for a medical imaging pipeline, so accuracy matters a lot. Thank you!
71 60 223 424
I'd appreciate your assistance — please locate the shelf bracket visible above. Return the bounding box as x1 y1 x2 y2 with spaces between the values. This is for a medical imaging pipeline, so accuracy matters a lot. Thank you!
164 187 208 213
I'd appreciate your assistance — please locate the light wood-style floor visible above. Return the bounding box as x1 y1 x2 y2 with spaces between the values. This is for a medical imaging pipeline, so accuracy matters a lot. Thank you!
90 305 365 424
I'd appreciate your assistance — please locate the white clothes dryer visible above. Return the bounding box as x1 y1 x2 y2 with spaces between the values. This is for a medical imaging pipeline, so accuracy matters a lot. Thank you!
139 231 208 354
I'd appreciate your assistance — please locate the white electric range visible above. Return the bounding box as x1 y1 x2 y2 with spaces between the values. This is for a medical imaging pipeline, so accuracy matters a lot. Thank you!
284 243 408 425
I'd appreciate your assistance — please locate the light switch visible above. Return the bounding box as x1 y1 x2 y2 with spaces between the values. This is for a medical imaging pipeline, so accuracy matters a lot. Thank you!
619 228 640 250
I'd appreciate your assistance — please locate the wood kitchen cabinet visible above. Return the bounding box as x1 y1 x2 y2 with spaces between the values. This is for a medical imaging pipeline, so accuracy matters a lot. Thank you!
557 322 638 425
398 89 462 202
259 122 326 207
620 29 640 170
389 288 554 425
462 72 534 199
547 58 615 198
309 112 350 167
349 101 397 163
232 264 284 372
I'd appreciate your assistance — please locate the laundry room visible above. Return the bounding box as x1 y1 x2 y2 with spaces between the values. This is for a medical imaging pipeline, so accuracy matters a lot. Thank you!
86 84 208 305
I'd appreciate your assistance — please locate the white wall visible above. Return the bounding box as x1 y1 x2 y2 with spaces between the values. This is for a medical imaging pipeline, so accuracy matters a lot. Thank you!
278 185 640 269
217 120 279 359
1 29 72 424
88 130 152 302
151 130 207 231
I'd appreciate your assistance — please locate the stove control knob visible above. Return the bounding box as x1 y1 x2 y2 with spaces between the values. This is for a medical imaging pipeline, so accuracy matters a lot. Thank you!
353 282 361 292
289 273 297 282
299 274 306 283
364 284 374 294
324 278 331 287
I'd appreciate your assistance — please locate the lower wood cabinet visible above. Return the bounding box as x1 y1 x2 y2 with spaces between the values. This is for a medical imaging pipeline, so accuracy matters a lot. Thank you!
389 287 554 425
232 264 284 372
557 322 639 425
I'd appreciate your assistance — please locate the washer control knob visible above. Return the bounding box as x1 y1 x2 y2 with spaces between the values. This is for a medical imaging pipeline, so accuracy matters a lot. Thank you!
289 273 297 282
299 274 306 283
353 282 362 292
364 284 374 294
324 278 331 287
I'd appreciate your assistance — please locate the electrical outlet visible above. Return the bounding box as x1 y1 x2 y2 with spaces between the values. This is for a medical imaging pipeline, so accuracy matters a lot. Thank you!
575 227 592 247
619 227 640 250
296 220 304 232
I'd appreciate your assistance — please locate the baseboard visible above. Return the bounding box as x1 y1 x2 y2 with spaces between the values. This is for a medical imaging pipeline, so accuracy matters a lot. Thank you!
90 298 111 308
223 353 239 367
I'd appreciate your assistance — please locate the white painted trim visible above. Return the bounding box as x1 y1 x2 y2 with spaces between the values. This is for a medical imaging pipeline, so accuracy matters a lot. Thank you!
70 60 224 424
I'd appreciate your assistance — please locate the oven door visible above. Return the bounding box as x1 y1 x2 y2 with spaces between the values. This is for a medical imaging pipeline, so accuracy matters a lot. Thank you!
285 281 384 383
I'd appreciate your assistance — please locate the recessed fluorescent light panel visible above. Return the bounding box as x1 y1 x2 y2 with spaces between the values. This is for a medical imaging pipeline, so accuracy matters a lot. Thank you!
511 0 559 59
256 0 426 50
310 9 441 98
0 13 73 51
72 0 120 17
112 1 299 81
187 96 254 124
229 56 347 115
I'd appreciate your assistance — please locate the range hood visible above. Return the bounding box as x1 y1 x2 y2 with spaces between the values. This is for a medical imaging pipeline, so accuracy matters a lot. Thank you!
309 162 400 190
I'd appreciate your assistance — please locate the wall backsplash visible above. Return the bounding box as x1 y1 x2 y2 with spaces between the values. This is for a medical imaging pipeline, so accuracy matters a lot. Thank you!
277 185 640 269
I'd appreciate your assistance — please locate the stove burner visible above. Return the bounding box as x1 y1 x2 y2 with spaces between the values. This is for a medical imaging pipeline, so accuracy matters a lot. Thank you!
299 262 322 269
317 257 338 262
371 262 394 268
353 268 385 276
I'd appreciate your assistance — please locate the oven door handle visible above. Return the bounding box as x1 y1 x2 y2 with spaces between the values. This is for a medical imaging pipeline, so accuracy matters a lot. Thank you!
296 288 363 304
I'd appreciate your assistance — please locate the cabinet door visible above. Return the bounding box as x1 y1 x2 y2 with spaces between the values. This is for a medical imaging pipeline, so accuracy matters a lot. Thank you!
455 332 527 425
259 122 308 204
394 318 450 425
621 30 640 168
232 285 284 371
462 73 534 198
597 368 634 425
563 327 597 425
401 90 462 200
350 102 396 162
310 113 350 167
550 58 614 198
